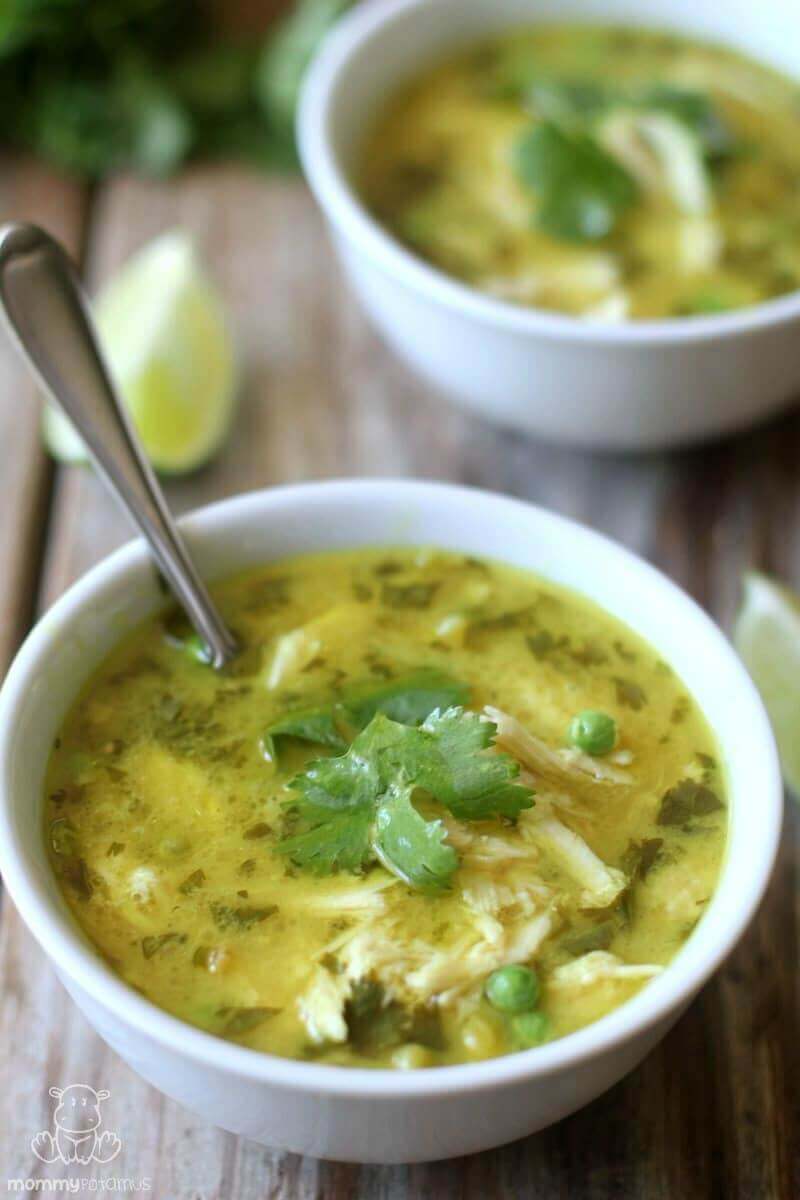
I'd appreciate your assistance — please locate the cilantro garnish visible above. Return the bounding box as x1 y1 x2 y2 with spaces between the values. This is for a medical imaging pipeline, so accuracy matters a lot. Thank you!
513 121 638 242
265 670 470 756
278 708 533 891
373 782 459 893
279 807 373 875
523 75 734 159
513 79 735 242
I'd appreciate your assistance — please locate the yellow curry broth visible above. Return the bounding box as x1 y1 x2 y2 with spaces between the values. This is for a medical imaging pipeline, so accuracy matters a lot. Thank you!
360 26 800 319
46 549 726 1066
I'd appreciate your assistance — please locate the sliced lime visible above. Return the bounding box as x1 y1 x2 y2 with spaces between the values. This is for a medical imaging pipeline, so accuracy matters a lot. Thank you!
42 231 237 474
734 571 800 798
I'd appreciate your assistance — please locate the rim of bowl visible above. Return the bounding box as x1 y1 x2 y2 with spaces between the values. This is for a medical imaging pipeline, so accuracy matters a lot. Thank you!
0 479 783 1100
297 0 800 347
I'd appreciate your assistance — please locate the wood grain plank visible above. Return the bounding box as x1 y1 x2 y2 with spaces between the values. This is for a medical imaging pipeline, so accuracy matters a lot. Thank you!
0 157 87 676
1 166 796 1199
0 156 89 1184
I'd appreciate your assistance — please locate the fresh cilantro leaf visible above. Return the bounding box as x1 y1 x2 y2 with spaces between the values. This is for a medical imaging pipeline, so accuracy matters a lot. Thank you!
267 708 348 754
278 807 373 874
298 708 532 822
514 121 638 242
265 670 470 754
345 671 470 729
278 708 533 887
291 749 381 814
406 708 533 820
373 781 459 892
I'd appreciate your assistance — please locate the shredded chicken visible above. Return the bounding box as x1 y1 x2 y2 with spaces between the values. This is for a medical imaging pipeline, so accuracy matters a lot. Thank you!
443 814 542 866
519 812 627 908
407 912 554 1004
264 605 370 690
265 627 321 690
286 875 399 915
297 967 350 1044
295 883 558 1042
485 706 632 785
598 109 712 216
550 951 663 988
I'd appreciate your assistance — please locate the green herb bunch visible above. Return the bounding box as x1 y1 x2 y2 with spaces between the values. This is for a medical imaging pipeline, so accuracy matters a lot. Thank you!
0 0 353 177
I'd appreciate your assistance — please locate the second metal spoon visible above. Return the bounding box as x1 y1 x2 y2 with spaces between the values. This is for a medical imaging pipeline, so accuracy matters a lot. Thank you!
0 222 238 669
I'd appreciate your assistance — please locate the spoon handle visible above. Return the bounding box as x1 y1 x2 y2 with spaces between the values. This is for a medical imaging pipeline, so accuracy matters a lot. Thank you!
0 222 238 669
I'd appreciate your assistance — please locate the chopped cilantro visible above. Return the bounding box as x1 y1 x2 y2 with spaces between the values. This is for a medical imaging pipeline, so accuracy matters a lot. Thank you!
657 780 722 827
562 920 618 956
209 901 278 930
621 837 664 881
278 708 533 890
380 581 440 609
178 868 206 895
61 856 93 900
513 121 638 242
220 1005 280 1036
141 932 185 958
344 978 408 1052
614 677 647 710
243 822 272 840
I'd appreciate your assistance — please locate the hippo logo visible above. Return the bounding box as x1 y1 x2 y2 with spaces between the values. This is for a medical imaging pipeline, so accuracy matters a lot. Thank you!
31 1084 122 1165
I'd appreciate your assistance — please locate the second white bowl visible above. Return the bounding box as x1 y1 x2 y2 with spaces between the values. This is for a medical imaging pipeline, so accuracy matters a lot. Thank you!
299 0 800 451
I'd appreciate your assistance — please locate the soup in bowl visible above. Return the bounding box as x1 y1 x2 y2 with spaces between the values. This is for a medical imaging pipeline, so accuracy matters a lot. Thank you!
360 25 800 321
0 481 781 1161
299 0 800 448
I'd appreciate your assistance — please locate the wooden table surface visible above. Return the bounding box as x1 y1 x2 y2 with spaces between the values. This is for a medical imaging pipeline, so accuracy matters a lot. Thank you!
0 156 797 1199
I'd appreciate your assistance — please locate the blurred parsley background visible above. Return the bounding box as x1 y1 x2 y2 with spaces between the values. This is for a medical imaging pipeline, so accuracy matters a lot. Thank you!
0 0 353 177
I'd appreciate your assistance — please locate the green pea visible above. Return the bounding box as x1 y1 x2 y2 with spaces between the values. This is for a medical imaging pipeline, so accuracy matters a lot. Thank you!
568 710 616 756
511 1011 550 1049
484 964 539 1014
184 632 213 665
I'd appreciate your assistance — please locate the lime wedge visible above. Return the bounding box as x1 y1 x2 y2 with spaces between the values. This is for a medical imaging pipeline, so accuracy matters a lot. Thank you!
734 570 800 797
42 231 237 474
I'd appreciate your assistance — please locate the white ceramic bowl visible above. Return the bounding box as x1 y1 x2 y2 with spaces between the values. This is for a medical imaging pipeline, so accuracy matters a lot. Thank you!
0 481 782 1162
299 0 800 451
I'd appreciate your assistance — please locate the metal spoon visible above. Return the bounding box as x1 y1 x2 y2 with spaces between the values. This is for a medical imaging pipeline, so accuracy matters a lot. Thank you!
0 222 238 669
